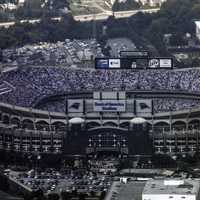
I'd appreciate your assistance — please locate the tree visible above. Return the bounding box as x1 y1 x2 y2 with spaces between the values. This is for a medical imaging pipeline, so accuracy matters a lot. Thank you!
15 0 45 19
61 191 71 200
192 58 200 68
99 191 106 200
51 0 70 10
112 0 140 11
0 174 9 191
102 45 111 57
169 34 187 46
48 193 60 200
78 193 87 200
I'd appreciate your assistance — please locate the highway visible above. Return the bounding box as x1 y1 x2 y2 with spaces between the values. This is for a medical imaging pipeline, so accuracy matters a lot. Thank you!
71 8 159 21
0 8 159 28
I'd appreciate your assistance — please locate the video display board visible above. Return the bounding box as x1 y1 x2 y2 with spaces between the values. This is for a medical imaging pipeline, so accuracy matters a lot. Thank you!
95 58 121 69
148 58 172 68
95 57 173 69
120 51 149 58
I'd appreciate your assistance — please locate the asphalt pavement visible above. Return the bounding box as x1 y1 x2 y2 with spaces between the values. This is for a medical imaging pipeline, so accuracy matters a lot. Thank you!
105 181 145 200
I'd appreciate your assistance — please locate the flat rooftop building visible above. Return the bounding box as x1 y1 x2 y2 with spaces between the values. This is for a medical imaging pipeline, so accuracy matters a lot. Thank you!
195 21 200 41
142 179 200 200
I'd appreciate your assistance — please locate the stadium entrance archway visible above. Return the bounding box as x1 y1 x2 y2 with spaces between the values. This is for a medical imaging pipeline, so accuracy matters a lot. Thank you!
63 125 152 157
86 127 128 157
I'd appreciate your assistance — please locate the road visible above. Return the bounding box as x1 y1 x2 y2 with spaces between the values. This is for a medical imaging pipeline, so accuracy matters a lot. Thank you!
74 8 159 21
117 181 145 200
0 8 159 28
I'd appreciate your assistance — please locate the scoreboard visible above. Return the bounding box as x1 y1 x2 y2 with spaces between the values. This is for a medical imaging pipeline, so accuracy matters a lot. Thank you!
95 50 173 69
120 51 149 58
95 58 121 69
95 57 173 69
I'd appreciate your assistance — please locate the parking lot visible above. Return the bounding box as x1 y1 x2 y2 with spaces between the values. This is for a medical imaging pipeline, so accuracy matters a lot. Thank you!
8 168 112 195
107 38 136 57
107 181 145 200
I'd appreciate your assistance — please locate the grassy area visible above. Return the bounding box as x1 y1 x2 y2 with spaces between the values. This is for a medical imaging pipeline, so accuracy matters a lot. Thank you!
70 4 101 15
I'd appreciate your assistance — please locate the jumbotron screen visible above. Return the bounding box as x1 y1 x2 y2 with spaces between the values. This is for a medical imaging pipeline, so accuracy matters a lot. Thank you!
120 50 149 58
95 57 173 69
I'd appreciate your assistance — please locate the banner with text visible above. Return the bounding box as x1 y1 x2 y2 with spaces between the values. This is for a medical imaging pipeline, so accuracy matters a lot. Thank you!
93 100 126 112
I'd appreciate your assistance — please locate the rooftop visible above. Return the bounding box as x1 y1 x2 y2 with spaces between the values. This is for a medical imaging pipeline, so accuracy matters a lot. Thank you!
143 179 200 195
195 21 200 28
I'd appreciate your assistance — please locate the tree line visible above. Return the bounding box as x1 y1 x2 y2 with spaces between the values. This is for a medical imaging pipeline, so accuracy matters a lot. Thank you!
0 0 200 56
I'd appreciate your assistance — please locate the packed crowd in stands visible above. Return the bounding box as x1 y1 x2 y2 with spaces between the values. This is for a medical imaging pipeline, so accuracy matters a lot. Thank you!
1 66 200 113
154 99 200 113
38 98 200 113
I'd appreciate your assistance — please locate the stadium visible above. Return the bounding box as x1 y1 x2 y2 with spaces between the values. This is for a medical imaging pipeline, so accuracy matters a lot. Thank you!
1 66 200 160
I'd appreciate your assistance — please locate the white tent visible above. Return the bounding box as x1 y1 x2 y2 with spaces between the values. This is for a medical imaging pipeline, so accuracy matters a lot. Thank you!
130 117 146 124
69 117 85 124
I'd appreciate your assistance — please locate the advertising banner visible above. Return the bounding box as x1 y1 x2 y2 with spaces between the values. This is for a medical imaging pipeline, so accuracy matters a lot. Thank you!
95 57 173 69
148 59 160 68
159 58 172 68
96 59 109 69
93 100 126 112
108 59 121 68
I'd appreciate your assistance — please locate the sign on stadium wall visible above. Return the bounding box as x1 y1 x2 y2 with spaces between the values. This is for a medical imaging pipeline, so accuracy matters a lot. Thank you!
120 51 149 58
148 58 172 68
93 91 126 100
159 58 172 68
95 57 173 69
93 100 126 112
67 99 83 113
135 99 153 116
95 58 121 69
108 59 121 68
148 59 160 68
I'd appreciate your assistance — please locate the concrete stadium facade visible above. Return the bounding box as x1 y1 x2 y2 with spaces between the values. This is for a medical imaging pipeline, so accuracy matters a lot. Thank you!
1 90 200 157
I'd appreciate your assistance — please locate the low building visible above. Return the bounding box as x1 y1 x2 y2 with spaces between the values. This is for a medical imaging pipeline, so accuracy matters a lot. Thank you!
135 0 166 7
0 3 17 10
195 21 200 41
142 179 200 200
